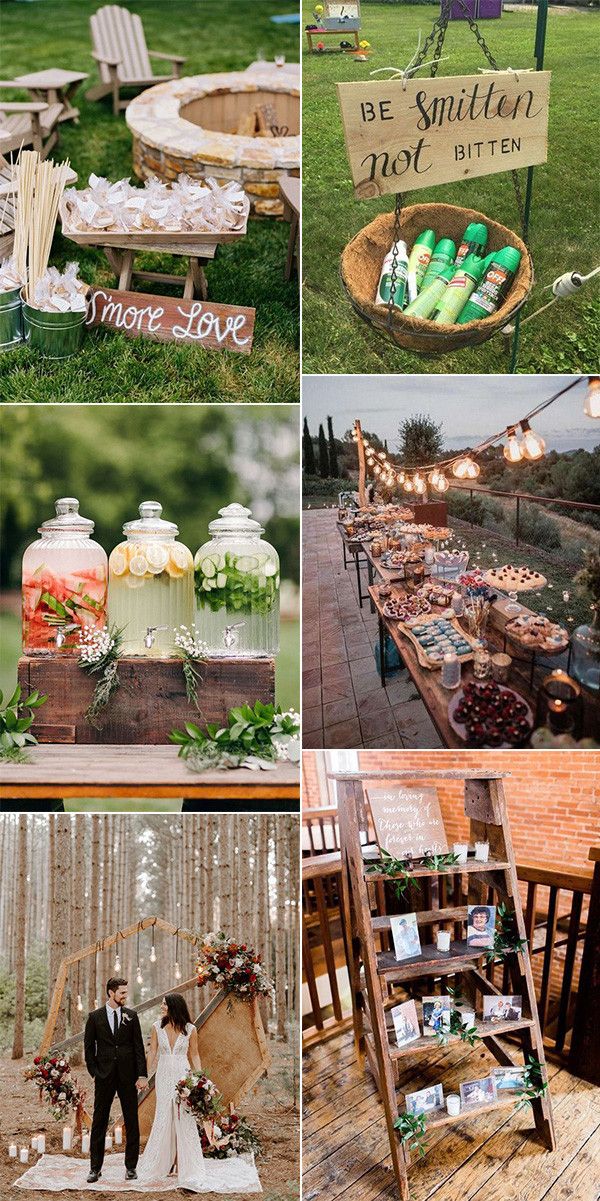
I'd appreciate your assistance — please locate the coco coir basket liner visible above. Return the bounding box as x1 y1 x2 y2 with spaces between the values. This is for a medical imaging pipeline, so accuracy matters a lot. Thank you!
340 202 533 354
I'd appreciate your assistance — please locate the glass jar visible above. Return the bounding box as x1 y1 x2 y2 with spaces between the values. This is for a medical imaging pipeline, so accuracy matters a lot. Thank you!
570 608 600 694
22 498 108 654
194 503 280 656
473 641 491 680
108 501 194 657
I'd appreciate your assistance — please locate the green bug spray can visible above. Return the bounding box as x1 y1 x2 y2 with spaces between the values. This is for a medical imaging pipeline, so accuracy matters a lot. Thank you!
454 222 488 268
406 229 436 304
457 246 522 323
419 238 456 292
432 254 486 325
404 263 455 320
375 240 409 308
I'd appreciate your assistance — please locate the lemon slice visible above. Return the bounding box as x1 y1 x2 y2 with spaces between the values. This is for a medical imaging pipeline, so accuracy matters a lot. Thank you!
170 544 192 571
129 554 149 577
145 544 170 574
110 550 127 577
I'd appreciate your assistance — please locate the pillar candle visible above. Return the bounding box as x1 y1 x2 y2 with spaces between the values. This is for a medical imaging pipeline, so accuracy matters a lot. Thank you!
104 1135 113 1151
114 1125 123 1146
446 1094 461 1116
62 1127 72 1152
36 1135 45 1155
474 841 489 863
19 1148 29 1163
437 930 451 952
8 1144 17 1158
31 1137 38 1153
81 1133 90 1155
453 843 468 865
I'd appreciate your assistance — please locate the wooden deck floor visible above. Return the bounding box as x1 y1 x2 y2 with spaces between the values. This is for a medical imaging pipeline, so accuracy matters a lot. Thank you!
303 1027 600 1201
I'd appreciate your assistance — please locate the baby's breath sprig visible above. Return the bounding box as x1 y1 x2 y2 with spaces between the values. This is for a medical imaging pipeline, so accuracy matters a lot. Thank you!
77 625 124 724
173 626 209 711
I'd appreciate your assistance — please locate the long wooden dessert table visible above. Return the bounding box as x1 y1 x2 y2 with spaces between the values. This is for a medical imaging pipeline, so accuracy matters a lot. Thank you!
0 747 299 812
369 582 599 746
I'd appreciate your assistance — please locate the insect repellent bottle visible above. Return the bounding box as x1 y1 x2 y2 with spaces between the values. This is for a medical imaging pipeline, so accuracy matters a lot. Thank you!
432 254 486 325
406 228 436 303
403 263 455 320
375 240 409 308
454 222 488 268
419 238 456 292
457 246 522 324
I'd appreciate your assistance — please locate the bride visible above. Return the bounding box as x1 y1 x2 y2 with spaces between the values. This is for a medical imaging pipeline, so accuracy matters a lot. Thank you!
137 992 259 1194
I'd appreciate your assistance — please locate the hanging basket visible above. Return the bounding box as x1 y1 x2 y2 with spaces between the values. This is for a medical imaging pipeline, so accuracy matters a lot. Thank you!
340 202 533 354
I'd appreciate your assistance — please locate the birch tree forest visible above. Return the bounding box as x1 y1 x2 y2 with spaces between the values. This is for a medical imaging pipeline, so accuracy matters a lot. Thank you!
0 814 299 1058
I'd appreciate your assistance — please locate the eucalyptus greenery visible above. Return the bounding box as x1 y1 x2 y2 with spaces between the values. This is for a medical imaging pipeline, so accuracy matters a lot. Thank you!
169 702 300 772
77 626 124 724
514 1056 548 1111
393 1111 428 1158
0 685 47 762
485 902 528 963
366 849 421 901
421 851 461 871
173 627 209 711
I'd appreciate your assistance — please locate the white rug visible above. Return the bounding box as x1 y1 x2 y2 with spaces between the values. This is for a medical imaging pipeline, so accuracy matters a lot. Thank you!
14 1151 262 1193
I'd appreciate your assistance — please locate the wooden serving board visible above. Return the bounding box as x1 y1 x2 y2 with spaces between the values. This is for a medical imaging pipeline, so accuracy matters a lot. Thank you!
395 616 478 672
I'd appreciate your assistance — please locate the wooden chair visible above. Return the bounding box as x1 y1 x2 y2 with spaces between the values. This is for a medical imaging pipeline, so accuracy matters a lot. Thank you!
86 4 186 115
0 83 63 158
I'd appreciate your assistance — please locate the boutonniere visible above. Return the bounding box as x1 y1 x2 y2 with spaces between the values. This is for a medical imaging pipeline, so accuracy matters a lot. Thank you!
121 1012 132 1025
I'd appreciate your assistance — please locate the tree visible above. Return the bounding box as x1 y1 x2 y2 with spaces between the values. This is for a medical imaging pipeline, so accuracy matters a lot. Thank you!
327 416 339 478
12 817 27 1060
396 414 444 468
318 424 329 479
303 417 316 475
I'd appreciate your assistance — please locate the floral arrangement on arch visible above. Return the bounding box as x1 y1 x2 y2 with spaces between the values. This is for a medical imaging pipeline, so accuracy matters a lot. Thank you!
196 932 274 1003
24 1054 85 1129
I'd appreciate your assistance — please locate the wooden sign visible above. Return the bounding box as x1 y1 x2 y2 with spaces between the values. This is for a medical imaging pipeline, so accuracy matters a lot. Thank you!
366 786 448 859
86 287 255 353
337 71 551 198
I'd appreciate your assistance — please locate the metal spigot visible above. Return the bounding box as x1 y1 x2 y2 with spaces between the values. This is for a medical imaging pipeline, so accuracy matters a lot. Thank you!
55 622 78 648
144 625 168 649
223 622 245 650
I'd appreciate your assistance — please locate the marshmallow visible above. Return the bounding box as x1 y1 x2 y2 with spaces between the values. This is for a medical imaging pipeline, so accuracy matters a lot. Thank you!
62 173 250 236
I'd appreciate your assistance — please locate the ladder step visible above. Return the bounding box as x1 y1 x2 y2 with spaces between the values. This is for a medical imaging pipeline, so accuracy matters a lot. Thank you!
401 1092 519 1129
377 940 485 982
372 907 467 931
385 1015 534 1059
365 858 510 883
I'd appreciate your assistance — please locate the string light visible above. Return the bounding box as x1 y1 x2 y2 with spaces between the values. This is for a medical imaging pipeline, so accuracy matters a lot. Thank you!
584 376 600 418
433 472 449 493
175 962 182 982
428 468 441 488
413 473 426 494
520 419 545 461
503 425 523 463
403 478 414 492
114 953 121 973
150 924 156 964
452 456 479 480
136 965 143 985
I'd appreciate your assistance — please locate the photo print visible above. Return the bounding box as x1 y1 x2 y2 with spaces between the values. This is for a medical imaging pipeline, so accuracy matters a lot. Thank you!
390 1000 421 1049
483 995 523 1023
460 1076 497 1108
466 904 497 949
390 913 422 963
405 1083 444 1116
422 996 452 1037
492 1067 527 1092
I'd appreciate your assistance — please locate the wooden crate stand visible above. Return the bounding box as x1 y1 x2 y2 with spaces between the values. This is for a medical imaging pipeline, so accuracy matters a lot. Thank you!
331 767 556 1201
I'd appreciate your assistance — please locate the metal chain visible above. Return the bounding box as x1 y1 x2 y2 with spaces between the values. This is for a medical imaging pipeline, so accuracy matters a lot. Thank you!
386 192 405 331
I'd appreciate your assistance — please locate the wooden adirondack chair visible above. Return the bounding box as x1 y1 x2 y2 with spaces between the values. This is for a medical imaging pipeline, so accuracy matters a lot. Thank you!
0 83 63 158
86 4 186 115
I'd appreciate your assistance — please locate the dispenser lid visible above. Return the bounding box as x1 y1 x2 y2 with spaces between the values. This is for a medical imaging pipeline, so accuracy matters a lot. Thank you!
39 497 94 533
208 502 264 536
123 501 178 537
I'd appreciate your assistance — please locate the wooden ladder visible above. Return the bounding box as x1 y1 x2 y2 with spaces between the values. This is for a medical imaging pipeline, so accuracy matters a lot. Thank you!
332 768 556 1201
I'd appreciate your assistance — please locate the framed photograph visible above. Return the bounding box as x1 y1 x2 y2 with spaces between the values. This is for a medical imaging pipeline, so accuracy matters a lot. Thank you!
466 904 496 950
422 995 452 1037
366 786 448 861
390 913 422 963
390 999 421 1048
482 995 523 1023
460 1076 497 1108
405 1083 444 1116
492 1067 527 1092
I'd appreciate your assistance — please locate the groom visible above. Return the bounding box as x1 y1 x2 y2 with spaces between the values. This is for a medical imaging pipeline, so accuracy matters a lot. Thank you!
84 977 148 1183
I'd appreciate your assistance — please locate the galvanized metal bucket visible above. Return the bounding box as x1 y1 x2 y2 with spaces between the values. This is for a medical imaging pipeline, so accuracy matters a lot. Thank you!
0 286 23 351
21 290 88 359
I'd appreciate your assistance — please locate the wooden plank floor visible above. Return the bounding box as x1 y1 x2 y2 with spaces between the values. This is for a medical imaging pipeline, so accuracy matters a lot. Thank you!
303 1027 600 1201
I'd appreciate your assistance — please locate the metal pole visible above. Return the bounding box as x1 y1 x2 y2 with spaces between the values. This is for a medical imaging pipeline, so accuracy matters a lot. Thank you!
516 494 521 546
509 0 549 373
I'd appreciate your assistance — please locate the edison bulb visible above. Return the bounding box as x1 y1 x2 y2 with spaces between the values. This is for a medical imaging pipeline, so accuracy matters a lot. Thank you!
520 420 545 460
464 458 480 479
413 475 426 494
452 458 469 479
429 469 441 488
434 472 449 493
403 479 414 492
584 377 600 418
503 427 523 463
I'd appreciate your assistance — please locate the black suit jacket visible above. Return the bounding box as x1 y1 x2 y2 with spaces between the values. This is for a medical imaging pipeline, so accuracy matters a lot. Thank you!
84 1006 147 1083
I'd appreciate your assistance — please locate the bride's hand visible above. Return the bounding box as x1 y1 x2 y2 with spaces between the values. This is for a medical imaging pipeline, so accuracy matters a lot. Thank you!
136 1077 148 1092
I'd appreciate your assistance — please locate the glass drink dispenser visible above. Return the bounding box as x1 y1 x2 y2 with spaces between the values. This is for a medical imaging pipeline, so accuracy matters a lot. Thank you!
22 497 108 654
194 503 280 656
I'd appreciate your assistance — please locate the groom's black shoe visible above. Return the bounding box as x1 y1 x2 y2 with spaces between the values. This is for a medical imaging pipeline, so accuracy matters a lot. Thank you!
126 1169 138 1180
87 1170 101 1182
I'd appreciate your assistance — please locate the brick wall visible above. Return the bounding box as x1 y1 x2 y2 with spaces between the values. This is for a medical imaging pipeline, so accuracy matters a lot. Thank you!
302 750 600 873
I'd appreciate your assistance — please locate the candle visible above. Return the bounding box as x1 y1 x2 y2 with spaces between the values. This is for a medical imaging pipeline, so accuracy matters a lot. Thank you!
114 1125 123 1146
19 1148 29 1164
437 930 451 952
491 652 511 684
453 843 468 865
538 670 581 736
62 1127 72 1152
31 1137 38 1153
8 1144 17 1158
446 1094 461 1116
451 591 464 617
105 1135 113 1151
81 1133 90 1154
36 1135 45 1155
474 841 489 863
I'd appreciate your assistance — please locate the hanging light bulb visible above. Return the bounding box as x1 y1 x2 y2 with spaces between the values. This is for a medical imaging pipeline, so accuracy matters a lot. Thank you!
584 376 600 417
174 962 182 982
378 450 386 460
373 463 381 476
452 458 469 479
433 472 449 493
428 468 441 488
76 995 83 1013
520 419 545 460
396 470 405 484
150 947 156 964
113 953 121 973
403 478 414 492
503 425 523 463
136 965 143 985
464 457 480 479
413 474 426 494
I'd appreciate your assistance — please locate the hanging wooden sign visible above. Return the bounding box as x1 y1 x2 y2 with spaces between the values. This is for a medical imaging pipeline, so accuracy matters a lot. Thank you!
86 288 255 354
337 70 551 198
366 786 448 859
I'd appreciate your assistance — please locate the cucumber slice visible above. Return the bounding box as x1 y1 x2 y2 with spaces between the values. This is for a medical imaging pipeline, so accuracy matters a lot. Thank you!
264 561 278 577
200 558 217 578
235 556 260 573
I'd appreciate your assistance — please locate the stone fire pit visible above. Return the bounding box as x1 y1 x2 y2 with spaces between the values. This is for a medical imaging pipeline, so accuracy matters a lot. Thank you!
126 62 300 217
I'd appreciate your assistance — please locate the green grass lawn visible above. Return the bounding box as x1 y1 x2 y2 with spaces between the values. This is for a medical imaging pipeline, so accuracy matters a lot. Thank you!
0 0 299 402
302 2 600 374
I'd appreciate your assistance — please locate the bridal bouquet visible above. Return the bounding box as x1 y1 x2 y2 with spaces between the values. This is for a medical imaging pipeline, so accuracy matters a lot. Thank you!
175 1070 221 1120
24 1054 85 1127
201 1113 262 1159
196 932 274 1003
